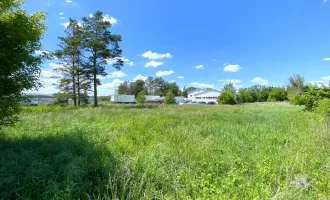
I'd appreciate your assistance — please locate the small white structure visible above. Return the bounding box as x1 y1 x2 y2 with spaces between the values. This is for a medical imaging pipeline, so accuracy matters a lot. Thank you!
111 94 185 104
187 89 220 103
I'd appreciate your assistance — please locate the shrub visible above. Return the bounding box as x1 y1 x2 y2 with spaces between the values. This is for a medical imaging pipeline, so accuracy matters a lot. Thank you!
238 89 253 103
217 91 236 105
165 90 176 104
267 88 287 102
136 91 146 104
314 98 330 117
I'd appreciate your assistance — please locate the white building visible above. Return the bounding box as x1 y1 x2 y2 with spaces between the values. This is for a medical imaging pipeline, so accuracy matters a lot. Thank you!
187 89 220 103
111 94 185 104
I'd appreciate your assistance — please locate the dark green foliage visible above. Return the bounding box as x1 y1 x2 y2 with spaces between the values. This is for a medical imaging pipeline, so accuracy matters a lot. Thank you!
238 88 253 103
136 91 146 104
0 0 46 126
98 96 110 102
314 98 330 117
217 91 236 105
165 83 180 96
133 80 145 97
290 85 330 111
165 90 176 104
82 11 123 107
267 88 287 102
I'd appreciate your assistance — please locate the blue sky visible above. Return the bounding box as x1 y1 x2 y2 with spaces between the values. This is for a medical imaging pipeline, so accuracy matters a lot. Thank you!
26 0 330 95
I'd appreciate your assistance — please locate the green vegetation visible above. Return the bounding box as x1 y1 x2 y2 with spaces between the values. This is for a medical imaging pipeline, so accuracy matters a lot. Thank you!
217 91 236 105
1 103 329 199
136 91 146 104
165 90 175 104
0 0 46 125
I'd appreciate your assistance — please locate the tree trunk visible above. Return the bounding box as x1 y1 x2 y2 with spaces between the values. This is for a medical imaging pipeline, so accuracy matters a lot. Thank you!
93 58 98 107
72 57 77 106
77 54 81 106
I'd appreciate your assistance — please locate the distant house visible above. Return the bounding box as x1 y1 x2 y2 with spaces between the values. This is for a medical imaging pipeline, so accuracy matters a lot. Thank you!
187 89 220 103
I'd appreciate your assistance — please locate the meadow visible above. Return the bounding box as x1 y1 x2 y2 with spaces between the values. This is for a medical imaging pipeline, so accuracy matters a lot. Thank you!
0 103 329 199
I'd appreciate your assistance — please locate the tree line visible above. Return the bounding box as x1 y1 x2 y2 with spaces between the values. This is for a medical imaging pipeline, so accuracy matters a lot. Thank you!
117 77 197 97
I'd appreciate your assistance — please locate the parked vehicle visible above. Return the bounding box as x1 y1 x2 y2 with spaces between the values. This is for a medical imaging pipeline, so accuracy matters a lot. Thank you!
197 101 206 104
207 101 217 105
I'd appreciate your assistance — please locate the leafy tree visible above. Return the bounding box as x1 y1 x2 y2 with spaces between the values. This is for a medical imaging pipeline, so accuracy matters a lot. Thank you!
289 74 305 92
267 88 288 102
165 90 176 104
165 83 180 96
54 19 83 106
183 86 196 98
133 80 145 97
217 91 236 105
222 82 236 94
136 90 146 104
238 88 253 103
145 76 154 95
117 83 127 95
153 77 167 96
0 0 46 125
82 11 123 107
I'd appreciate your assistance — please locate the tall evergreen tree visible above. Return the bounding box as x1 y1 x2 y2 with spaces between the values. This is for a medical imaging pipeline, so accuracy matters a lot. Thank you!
82 11 123 107
54 19 83 106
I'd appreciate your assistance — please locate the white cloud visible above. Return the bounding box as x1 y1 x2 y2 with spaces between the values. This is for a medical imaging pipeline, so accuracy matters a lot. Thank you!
106 57 134 66
195 65 204 69
251 77 269 85
103 14 118 25
321 75 330 81
219 79 242 85
145 60 164 68
89 13 118 25
223 64 241 72
133 74 148 81
128 62 135 66
169 80 175 83
98 79 123 95
177 76 184 79
323 0 328 3
66 0 72 3
141 51 172 60
59 17 66 20
35 50 50 55
48 63 64 69
190 82 214 88
60 21 82 28
109 71 127 78
59 12 64 15
156 70 175 77
323 58 330 61
212 59 217 62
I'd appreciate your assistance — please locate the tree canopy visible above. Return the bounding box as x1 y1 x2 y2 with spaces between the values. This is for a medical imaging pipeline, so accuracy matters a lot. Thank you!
0 0 46 125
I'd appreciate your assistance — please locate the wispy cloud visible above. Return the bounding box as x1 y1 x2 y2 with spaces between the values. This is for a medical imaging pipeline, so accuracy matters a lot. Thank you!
66 0 73 3
195 65 204 70
156 70 175 77
59 12 64 15
190 82 214 88
133 74 148 81
60 21 82 28
141 51 172 60
251 77 268 85
323 58 330 61
89 13 118 25
177 76 184 79
223 64 241 72
145 60 164 68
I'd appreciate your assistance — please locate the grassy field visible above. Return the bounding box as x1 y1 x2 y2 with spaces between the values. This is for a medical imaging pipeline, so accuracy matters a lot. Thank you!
0 103 329 199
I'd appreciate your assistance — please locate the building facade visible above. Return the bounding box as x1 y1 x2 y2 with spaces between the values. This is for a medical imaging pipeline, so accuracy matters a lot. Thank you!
187 90 221 103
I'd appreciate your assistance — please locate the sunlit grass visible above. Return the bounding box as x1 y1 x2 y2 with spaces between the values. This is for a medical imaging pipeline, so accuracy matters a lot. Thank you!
1 103 329 199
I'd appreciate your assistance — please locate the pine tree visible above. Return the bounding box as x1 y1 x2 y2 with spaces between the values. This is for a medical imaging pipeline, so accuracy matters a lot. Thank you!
82 11 123 107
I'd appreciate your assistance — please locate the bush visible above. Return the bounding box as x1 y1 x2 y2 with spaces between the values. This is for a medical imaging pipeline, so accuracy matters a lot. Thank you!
136 91 146 104
165 90 176 104
314 98 330 117
217 91 236 105
267 88 287 102
238 89 253 103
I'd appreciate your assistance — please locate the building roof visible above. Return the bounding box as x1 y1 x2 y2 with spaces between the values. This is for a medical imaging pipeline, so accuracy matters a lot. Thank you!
188 89 220 97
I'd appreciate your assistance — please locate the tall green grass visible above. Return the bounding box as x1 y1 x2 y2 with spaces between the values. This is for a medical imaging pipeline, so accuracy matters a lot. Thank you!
0 103 329 199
